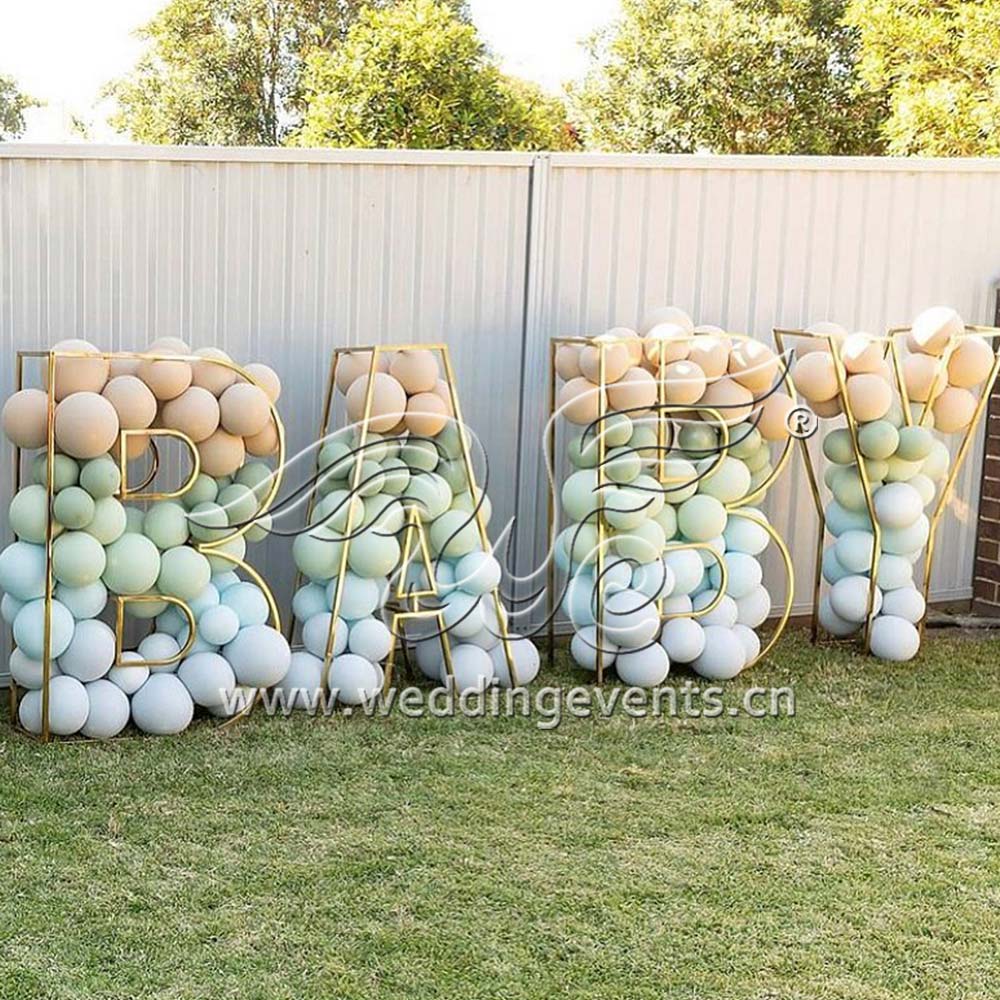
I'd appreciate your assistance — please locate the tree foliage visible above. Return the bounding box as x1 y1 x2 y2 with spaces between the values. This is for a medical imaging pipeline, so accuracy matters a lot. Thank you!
571 0 884 155
295 0 574 150
845 0 1000 156
107 0 470 145
0 74 38 140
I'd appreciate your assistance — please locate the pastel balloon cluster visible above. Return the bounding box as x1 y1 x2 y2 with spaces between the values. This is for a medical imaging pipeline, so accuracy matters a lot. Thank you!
290 347 539 704
797 307 993 661
556 306 790 686
0 338 290 738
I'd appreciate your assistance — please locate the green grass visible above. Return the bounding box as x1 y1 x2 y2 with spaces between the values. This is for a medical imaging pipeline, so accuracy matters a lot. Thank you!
2 627 1000 1000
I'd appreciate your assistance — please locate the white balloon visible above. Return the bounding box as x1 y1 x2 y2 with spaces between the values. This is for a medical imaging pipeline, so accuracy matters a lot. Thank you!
58 619 116 682
735 586 771 628
660 617 705 664
18 675 89 735
9 648 60 690
107 650 150 696
869 615 920 662
273 650 325 710
602 588 660 649
692 590 738 628
691 626 746 681
616 643 669 687
347 617 394 662
732 624 761 666
819 595 860 637
223 625 291 688
132 673 194 735
177 652 236 709
302 612 347 660
81 679 130 739
880 587 926 625
829 575 882 624
571 626 617 672
328 653 379 705
443 643 494 694
489 635 540 687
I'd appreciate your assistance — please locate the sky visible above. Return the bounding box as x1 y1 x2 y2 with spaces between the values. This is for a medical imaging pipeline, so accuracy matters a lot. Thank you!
0 0 621 142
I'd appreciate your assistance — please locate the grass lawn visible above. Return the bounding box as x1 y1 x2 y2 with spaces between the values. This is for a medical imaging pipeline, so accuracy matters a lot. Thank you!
2 627 999 1000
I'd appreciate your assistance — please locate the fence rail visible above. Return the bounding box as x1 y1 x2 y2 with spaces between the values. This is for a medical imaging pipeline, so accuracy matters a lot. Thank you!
2 146 999 675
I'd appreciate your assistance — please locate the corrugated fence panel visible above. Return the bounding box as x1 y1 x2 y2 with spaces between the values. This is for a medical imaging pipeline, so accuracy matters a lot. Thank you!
2 148 1000 674
0 150 532 672
515 157 1000 624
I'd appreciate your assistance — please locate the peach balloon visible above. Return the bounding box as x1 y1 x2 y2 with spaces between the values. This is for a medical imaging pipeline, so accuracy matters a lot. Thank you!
345 372 407 433
909 306 962 357
932 386 977 434
812 396 843 418
757 392 795 441
841 333 884 374
639 306 693 336
198 428 246 477
430 378 455 416
688 331 731 379
112 430 151 463
390 349 439 394
580 341 631 384
191 347 238 396
643 323 690 367
109 357 140 379
245 419 280 457
661 360 707 406
2 388 49 449
102 375 157 430
792 352 839 403
729 340 778 393
606 327 643 366
948 336 994 389
903 353 941 403
846 374 892 422
54 392 120 459
138 354 193 401
554 345 582 381
405 392 449 436
219 383 271 437
243 363 281 403
698 377 753 426
606 367 657 412
801 321 847 356
558 377 605 425
46 339 110 400
149 337 191 355
161 386 221 443
335 351 388 394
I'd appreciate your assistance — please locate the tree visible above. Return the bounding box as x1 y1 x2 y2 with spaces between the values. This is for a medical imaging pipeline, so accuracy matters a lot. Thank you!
570 0 885 155
0 74 38 140
295 0 574 150
845 0 1000 156
107 0 470 145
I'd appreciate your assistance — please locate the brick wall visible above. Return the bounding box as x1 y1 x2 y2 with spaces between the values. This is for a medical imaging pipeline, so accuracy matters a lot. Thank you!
972 290 1000 614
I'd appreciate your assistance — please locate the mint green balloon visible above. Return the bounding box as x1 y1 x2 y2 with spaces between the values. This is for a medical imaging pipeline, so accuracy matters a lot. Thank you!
884 397 905 428
602 412 633 448
562 469 600 522
188 501 229 543
896 426 934 463
885 455 923 482
438 457 469 493
661 458 698 503
698 457 751 504
144 501 190 550
452 488 491 525
235 460 275 502
921 439 951 481
604 487 648 530
434 421 468 461
654 503 678 541
52 531 106 587
400 438 439 472
123 505 146 534
347 530 401 578
363 494 404 534
568 523 599 566
380 457 411 495
317 439 353 483
53 486 95 530
909 403 935 429
612 520 666 562
831 467 870 513
430 510 479 558
605 446 641 484
87 497 127 545
9 485 54 544
861 458 888 483
822 428 855 465
631 474 665 518
355 430 390 463
729 422 762 460
909 473 936 506
203 533 246 575
679 424 718 459
678 494 727 542
181 473 219 511
103 534 161 596
356 460 385 498
312 490 364 533
408 473 451 521
858 421 899 461
124 591 168 619
157 546 212 602
79 456 121 499
217 483 258 526
567 433 599 469
744 442 771 474
749 463 774 493
245 514 272 543
627 423 660 460
33 453 79 491
293 527 343 581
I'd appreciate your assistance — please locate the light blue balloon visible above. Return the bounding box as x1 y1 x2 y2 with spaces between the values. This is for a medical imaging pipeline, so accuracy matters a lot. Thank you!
822 546 849 585
211 571 241 593
14 598 75 660
292 582 328 623
709 552 763 599
198 603 241 646
189 583 221 619
54 580 108 620
835 530 876 575
2 593 25 625
876 553 915 591
825 500 872 537
220 582 269 628
561 572 596 628
0 541 47 602
347 617 394 662
156 606 188 638
326 572 381 621
723 513 769 556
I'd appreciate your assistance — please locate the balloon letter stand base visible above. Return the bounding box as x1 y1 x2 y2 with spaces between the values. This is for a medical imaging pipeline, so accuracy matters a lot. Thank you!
548 308 796 686
776 309 1000 662
1 341 290 741
286 343 539 707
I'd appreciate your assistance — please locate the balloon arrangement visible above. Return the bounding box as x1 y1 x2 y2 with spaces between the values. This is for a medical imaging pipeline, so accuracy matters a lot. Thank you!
778 307 1000 661
287 345 540 706
550 308 796 686
0 338 290 740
